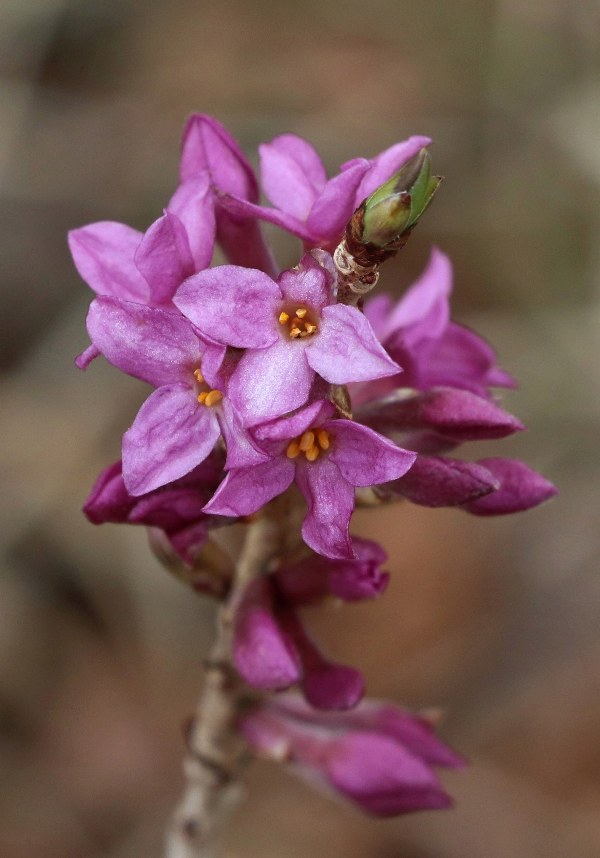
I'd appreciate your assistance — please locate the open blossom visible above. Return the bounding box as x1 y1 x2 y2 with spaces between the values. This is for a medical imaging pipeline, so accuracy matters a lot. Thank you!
174 250 401 426
204 399 416 559
84 296 267 495
241 695 465 816
217 130 431 250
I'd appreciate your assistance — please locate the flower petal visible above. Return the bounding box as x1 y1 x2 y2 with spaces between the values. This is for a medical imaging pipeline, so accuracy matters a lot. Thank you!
259 136 323 221
134 211 194 305
167 173 216 270
233 578 301 690
218 397 270 469
307 304 401 384
327 420 416 487
179 114 259 201
277 250 335 311
173 266 280 349
305 158 370 240
68 222 148 301
83 460 132 524
122 384 221 495
295 458 355 559
203 458 295 517
463 458 557 515
217 193 316 242
86 297 201 386
229 339 315 427
253 399 336 444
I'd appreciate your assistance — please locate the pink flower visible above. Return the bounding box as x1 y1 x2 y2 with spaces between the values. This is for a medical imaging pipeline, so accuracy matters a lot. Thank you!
84 297 267 495
241 694 465 817
204 400 416 559
217 131 431 251
174 250 400 426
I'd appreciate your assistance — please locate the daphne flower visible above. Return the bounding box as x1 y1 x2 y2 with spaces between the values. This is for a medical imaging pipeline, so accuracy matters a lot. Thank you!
217 131 431 251
204 400 416 559
85 296 267 495
241 694 465 817
174 250 401 426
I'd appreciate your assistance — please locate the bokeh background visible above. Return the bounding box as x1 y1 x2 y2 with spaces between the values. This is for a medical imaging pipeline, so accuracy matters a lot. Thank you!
1 0 599 855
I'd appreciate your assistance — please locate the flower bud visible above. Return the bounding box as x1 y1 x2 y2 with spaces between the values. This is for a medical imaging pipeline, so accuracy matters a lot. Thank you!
361 149 442 248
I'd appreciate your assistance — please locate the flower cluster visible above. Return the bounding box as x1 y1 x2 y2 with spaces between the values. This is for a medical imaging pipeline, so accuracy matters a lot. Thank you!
73 115 556 818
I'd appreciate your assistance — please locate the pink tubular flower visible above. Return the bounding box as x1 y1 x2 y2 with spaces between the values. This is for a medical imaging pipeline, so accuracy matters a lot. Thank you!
84 296 267 495
241 694 465 817
217 131 431 250
174 250 401 426
204 400 416 559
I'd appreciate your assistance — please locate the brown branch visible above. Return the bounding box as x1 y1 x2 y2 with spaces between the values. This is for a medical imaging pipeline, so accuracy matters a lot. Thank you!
164 505 287 858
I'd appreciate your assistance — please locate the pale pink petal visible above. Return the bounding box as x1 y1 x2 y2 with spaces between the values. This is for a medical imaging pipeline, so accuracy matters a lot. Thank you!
253 400 335 444
174 266 280 349
229 339 315 427
134 211 194 305
86 297 201 386
217 193 315 242
295 458 355 559
307 304 401 383
203 458 295 517
306 159 370 240
327 420 416 487
259 137 322 221
122 385 221 495
68 222 148 302
167 173 216 270
277 250 335 311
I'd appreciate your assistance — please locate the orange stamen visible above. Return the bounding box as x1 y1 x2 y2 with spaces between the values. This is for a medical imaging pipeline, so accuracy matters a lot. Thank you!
305 444 320 462
317 429 330 450
299 430 315 452
286 440 301 459
204 389 222 407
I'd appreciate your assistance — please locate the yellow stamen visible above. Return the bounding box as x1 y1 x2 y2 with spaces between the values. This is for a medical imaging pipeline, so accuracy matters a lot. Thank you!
286 440 301 459
197 391 208 404
194 368 204 382
278 311 290 324
305 444 320 462
304 323 317 334
317 429 330 450
290 327 302 338
299 430 315 452
204 389 222 407
295 308 308 318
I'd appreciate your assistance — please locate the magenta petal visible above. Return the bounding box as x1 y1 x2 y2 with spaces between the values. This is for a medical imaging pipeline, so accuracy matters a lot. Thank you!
328 421 416 487
259 137 321 221
262 134 327 201
308 304 401 384
305 159 370 240
385 248 452 347
233 578 301 690
122 385 220 495
324 733 451 817
180 114 259 201
86 297 201 386
295 458 355 559
229 339 315 427
167 173 216 270
387 455 499 507
217 193 316 242
84 461 131 524
463 458 557 515
134 211 194 305
174 266 280 349
218 398 270 469
68 222 148 302
278 250 335 310
203 458 295 517
354 135 432 203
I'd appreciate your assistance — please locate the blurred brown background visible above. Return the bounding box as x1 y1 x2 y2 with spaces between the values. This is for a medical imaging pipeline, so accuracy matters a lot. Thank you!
1 0 598 855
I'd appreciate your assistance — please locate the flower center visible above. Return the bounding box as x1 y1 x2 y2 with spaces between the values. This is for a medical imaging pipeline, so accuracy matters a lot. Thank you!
286 427 330 462
193 368 222 407
278 307 318 340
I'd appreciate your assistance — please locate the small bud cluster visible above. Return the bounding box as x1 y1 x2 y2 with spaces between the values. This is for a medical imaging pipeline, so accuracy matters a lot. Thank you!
71 116 556 818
